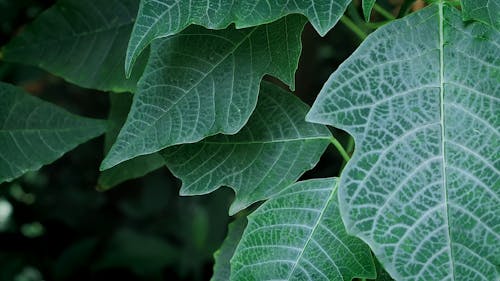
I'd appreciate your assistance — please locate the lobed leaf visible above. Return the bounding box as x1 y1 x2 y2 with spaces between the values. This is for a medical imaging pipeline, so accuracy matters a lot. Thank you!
1 0 148 93
98 94 164 190
307 3 499 280
461 0 500 30
0 82 106 183
101 16 306 169
231 178 376 281
125 0 351 75
162 82 331 215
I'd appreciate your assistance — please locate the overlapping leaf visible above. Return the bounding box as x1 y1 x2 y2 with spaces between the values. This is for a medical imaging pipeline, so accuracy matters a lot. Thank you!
101 16 306 170
0 82 106 183
1 0 147 92
125 0 351 74
461 0 499 29
231 178 376 281
307 3 499 280
212 218 247 281
161 82 331 214
98 94 164 190
362 0 377 21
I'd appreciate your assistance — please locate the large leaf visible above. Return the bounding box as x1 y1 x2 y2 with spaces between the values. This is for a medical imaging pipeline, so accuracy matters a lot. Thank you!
231 178 376 280
101 16 305 170
125 0 351 75
1 0 147 93
162 82 331 214
307 3 499 280
211 218 247 281
461 0 500 29
97 94 164 190
0 82 106 183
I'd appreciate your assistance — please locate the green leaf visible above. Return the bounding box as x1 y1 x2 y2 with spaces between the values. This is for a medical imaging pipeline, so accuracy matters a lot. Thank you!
97 94 164 190
461 0 500 29
0 82 106 183
125 0 351 75
307 4 499 280
230 178 376 280
162 82 331 214
101 16 306 170
211 218 247 281
1 0 148 93
363 0 376 22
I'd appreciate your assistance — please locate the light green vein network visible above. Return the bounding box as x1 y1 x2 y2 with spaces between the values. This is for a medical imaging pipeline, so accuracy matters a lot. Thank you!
125 0 351 75
230 178 376 281
161 82 331 215
307 3 499 281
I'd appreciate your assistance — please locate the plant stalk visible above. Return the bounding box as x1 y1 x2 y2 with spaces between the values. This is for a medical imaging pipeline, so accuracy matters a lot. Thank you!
340 16 367 40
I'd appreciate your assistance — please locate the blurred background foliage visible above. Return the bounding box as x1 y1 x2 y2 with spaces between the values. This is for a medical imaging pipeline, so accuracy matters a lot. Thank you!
0 0 417 280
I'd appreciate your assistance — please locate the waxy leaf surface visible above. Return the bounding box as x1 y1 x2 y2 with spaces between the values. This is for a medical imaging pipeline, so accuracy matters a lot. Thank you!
307 4 499 280
162 82 331 214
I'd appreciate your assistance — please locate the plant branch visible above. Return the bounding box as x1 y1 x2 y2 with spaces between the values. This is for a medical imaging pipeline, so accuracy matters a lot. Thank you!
340 16 367 40
330 137 351 163
373 4 396 20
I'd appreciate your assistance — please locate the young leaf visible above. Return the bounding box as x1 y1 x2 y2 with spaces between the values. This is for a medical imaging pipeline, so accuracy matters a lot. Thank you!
1 0 147 93
162 82 331 215
230 178 376 281
101 16 306 170
461 0 499 29
211 218 247 281
97 94 164 190
0 82 106 183
307 4 499 281
362 0 377 22
125 0 351 75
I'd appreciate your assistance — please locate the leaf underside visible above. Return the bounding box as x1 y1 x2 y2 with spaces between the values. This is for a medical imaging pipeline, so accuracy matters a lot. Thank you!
0 82 106 183
230 178 376 281
2 0 148 93
307 4 499 281
162 82 331 215
101 16 306 170
125 0 351 75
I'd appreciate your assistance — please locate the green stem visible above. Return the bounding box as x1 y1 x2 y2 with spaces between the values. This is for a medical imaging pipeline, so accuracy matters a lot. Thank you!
340 16 367 40
373 3 396 20
363 20 391 29
330 137 351 163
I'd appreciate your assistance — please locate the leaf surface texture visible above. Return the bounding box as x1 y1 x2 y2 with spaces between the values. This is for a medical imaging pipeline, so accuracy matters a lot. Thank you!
162 82 331 214
307 4 500 280
231 178 376 280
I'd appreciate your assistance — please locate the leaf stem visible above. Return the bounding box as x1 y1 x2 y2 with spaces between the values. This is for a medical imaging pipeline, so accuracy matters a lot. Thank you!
330 137 351 163
373 4 396 20
340 16 367 40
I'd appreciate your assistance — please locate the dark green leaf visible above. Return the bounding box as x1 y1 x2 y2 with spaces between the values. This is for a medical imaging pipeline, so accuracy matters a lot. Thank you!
0 82 106 183
211 218 247 281
125 0 351 75
101 16 306 169
162 82 331 214
461 0 499 29
2 0 148 92
97 94 164 190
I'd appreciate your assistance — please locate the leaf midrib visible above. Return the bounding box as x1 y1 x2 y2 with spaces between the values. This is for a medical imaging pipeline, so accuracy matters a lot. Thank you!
438 2 456 280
